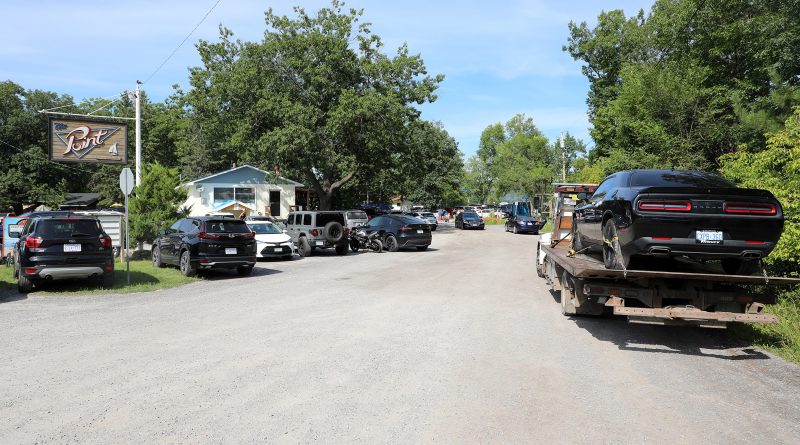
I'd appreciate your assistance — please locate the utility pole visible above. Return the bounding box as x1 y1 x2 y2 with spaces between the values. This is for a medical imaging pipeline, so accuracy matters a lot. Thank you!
560 132 566 182
135 80 142 186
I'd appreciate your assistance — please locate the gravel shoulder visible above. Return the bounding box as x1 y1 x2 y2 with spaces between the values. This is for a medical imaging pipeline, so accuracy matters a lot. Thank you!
1 224 798 444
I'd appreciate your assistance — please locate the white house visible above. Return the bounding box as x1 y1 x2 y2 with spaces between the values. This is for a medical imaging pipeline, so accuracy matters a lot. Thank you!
182 165 308 218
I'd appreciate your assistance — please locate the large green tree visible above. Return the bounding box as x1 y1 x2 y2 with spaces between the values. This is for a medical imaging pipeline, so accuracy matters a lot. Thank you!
128 163 189 246
492 114 555 198
181 1 443 209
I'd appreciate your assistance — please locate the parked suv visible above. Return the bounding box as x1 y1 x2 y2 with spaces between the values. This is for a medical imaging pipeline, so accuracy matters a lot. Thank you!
285 211 350 257
152 217 256 277
12 214 114 293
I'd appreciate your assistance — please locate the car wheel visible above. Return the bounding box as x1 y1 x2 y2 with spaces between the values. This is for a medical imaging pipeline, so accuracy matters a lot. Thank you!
721 258 760 276
513 225 518 234
335 243 348 256
385 234 399 252
416 245 429 251
152 247 164 268
350 238 360 252
298 237 312 257
237 265 253 276
101 271 115 289
602 221 628 270
370 240 383 253
180 250 196 277
18 272 33 293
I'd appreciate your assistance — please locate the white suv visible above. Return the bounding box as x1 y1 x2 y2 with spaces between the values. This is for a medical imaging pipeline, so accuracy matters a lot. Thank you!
285 211 350 257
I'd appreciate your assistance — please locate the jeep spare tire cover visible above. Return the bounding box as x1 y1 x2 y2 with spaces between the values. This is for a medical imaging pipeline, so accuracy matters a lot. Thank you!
323 221 345 243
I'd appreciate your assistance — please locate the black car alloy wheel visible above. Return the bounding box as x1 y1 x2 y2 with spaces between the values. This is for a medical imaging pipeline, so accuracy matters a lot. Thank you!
180 250 196 277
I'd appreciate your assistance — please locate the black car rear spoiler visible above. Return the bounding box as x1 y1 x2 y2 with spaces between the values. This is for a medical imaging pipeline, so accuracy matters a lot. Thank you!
637 187 775 199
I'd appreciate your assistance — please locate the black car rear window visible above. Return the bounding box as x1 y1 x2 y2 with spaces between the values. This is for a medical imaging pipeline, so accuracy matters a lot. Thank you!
630 170 735 188
204 220 251 233
36 219 102 237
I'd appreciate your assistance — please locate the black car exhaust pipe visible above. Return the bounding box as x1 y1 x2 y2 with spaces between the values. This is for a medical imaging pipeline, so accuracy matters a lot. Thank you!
742 251 761 259
649 247 671 256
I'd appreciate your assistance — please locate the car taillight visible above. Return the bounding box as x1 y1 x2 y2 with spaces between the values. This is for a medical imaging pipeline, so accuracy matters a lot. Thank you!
242 231 255 240
197 232 221 239
724 202 777 215
101 236 112 248
311 229 319 237
25 237 42 248
746 240 766 245
399 226 412 232
23 268 38 275
637 200 692 212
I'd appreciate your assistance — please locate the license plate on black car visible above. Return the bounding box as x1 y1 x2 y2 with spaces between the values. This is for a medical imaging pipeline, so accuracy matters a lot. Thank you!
225 248 237 254
696 230 723 244
64 244 81 252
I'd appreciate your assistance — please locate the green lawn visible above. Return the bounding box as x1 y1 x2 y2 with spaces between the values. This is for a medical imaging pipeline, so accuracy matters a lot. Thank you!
0 260 197 295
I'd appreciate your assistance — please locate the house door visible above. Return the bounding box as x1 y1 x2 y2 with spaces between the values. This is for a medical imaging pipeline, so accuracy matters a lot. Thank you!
269 190 281 217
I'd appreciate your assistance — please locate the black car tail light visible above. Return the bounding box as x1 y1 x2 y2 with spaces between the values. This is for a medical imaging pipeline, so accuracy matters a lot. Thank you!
25 237 43 248
723 202 777 215
198 231 221 240
637 200 692 212
400 226 412 232
101 236 112 247
242 231 255 240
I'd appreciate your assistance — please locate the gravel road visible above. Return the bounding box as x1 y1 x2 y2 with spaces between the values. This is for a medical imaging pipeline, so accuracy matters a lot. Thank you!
1 224 799 444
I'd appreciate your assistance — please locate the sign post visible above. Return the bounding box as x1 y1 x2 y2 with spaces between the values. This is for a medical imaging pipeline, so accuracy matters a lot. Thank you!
119 168 134 285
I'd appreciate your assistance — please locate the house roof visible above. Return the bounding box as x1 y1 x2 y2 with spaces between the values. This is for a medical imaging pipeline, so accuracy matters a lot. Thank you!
185 165 304 187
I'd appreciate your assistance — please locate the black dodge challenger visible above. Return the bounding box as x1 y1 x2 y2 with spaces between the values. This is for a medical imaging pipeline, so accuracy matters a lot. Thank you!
572 169 783 275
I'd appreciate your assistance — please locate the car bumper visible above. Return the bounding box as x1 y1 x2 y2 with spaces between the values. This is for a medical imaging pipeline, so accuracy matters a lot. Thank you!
26 266 109 280
463 223 485 229
398 234 432 247
257 244 295 258
193 256 256 269
624 236 775 259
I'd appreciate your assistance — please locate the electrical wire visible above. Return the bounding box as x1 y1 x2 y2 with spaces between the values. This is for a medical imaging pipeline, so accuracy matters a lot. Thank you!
141 0 223 85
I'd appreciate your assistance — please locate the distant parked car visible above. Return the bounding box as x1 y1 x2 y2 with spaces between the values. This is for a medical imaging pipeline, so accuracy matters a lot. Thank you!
152 217 256 276
245 215 286 230
410 211 438 231
573 169 784 274
12 214 115 292
285 211 350 257
246 220 295 260
343 210 369 230
455 211 485 230
358 214 431 251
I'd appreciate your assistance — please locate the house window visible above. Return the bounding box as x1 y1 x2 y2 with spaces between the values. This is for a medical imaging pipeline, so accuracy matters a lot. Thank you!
213 187 255 204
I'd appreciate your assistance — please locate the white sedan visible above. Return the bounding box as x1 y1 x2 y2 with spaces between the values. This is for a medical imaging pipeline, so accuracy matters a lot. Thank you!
246 221 296 260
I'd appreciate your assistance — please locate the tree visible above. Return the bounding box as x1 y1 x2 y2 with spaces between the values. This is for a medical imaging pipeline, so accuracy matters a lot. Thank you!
491 114 555 199
463 155 492 204
399 121 464 208
128 163 189 246
719 107 800 275
181 1 443 209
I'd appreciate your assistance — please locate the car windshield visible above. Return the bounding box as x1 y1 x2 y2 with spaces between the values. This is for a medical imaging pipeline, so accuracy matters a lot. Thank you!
249 222 282 234
630 170 736 188
37 219 101 237
205 220 251 233
463 212 480 220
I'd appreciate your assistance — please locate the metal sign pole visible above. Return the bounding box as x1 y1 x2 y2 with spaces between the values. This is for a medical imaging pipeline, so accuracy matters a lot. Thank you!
125 191 130 285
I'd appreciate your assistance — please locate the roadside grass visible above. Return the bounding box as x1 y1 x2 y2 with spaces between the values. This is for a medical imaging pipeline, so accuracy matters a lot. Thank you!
540 221 553 234
482 217 505 225
0 260 197 296
731 287 800 365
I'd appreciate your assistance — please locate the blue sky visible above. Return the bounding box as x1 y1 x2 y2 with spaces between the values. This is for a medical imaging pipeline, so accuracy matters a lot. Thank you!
1 0 654 157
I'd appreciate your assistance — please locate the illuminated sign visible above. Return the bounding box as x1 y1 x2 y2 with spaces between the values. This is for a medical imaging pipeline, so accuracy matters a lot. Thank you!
49 117 127 164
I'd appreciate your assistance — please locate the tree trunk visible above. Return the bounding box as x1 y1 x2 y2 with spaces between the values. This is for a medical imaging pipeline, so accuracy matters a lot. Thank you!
305 170 355 210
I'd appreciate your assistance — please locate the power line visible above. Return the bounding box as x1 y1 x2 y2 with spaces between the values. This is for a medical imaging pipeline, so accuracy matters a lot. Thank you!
38 92 127 114
142 0 223 85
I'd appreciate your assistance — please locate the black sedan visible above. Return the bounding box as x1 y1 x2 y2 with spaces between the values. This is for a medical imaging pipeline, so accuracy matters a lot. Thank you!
358 214 431 251
573 169 783 274
455 211 485 230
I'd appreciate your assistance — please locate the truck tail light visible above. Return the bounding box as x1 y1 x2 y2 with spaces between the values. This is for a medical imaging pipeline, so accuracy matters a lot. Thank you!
637 200 692 212
25 237 43 248
724 202 777 215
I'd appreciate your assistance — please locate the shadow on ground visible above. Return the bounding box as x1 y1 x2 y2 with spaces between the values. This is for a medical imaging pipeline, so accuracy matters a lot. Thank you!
548 289 769 361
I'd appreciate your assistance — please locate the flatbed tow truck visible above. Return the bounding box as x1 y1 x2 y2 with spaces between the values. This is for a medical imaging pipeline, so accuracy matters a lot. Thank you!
536 183 800 328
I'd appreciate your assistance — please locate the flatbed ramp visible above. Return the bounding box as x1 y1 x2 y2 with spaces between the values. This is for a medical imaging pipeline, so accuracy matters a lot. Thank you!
539 242 800 326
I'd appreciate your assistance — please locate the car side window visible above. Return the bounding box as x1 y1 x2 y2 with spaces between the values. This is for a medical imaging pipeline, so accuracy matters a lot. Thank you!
303 214 312 225
169 220 182 233
592 175 617 201
287 214 295 225
178 219 194 233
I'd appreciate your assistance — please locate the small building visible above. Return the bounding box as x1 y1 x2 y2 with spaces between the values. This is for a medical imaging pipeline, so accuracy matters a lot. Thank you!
182 165 307 219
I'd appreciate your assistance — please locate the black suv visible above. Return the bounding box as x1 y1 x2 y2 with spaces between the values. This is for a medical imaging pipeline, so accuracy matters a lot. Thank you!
152 217 257 276
12 214 115 293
